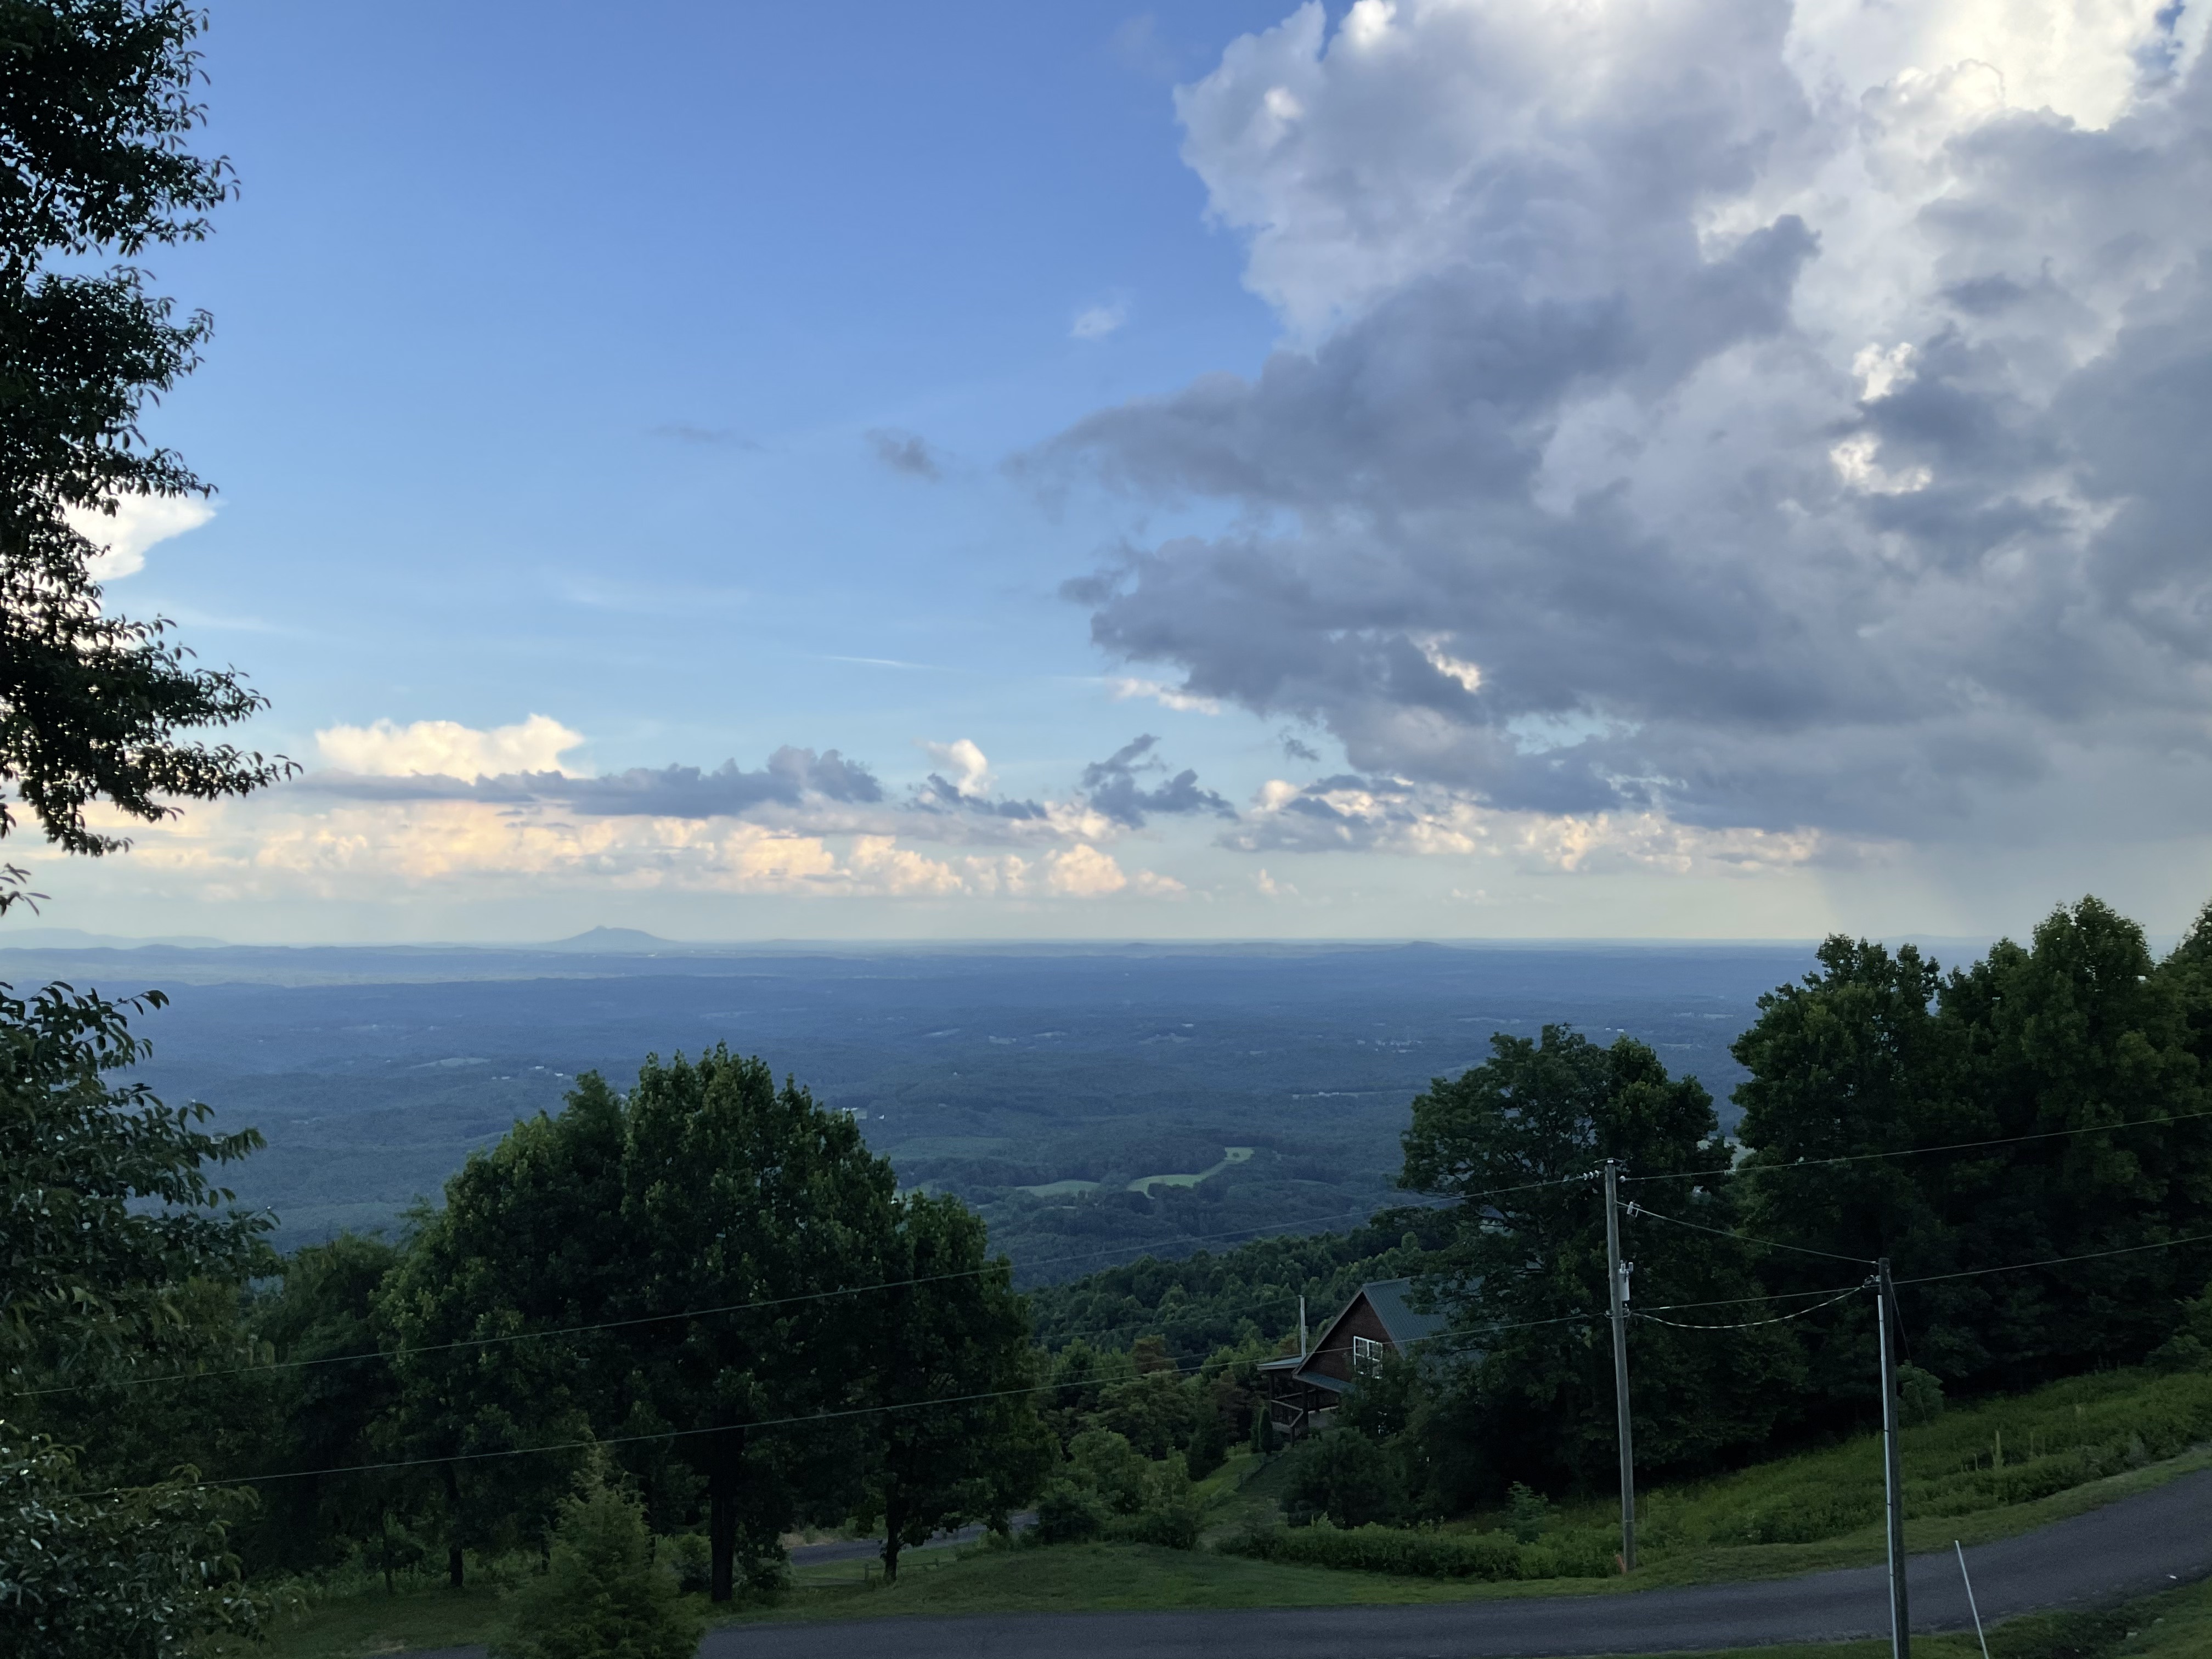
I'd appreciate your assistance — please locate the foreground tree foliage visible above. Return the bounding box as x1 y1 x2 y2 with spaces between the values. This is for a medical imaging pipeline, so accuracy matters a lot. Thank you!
0 981 272 1653
0 0 287 865
246 1234 419 1580
0 1432 261 1659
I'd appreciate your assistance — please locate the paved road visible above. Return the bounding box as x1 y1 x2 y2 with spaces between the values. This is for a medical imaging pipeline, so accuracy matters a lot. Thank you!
417 1468 2212 1659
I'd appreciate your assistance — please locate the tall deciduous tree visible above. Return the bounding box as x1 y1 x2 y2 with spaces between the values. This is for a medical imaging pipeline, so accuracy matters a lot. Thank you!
0 0 287 869
1400 1026 1798 1497
858 1191 1051 1582
1735 900 2212 1403
1730 936 1960 1408
246 1234 426 1582
379 1080 629 1585
619 1048 895 1602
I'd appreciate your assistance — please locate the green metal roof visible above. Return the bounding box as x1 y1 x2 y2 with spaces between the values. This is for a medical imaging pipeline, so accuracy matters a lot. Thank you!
1360 1277 1449 1348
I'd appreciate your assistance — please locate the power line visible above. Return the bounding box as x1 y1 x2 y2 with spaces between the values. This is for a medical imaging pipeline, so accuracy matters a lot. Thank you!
1620 1106 2212 1187
12 1189 1474 1402
1632 1283 1866 1331
1621 1199 1876 1266
59 1229 2212 1501
73 1308 1595 1499
1895 1229 2212 1286
1637 1283 1877 1315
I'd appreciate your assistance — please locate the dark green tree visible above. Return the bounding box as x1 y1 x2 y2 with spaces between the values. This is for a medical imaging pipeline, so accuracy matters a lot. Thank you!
379 1080 629 1586
245 1234 428 1582
856 1191 1051 1582
619 1048 896 1602
1736 900 2212 1401
1400 1026 1798 1498
1730 936 1961 1408
0 0 288 869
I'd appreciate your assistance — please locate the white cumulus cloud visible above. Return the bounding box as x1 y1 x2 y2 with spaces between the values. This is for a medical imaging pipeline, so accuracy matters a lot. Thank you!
316 714 586 779
1108 676 1223 714
1047 0 2212 853
917 737 996 797
1071 301 1129 341
64 494 217 581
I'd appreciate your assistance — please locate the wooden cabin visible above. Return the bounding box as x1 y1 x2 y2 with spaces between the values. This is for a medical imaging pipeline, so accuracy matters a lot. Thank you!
1258 1278 1447 1441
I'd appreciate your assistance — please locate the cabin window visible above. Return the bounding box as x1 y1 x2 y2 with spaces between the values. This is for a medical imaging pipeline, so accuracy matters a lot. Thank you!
1352 1335 1385 1374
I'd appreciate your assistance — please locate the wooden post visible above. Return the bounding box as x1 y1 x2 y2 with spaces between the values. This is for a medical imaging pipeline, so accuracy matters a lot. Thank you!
1604 1158 1636 1573
1878 1257 1909 1658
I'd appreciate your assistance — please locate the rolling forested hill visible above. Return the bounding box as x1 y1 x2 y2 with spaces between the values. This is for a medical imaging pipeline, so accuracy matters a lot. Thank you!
0 936 1819 1280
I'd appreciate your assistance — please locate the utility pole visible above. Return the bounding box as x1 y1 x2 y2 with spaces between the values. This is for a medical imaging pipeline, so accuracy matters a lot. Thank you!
1877 1257 1910 1658
1603 1159 1636 1572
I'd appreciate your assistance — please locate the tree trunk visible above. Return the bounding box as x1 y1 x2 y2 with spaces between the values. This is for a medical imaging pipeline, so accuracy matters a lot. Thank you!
882 1476 904 1585
708 1423 746 1604
442 1462 465 1588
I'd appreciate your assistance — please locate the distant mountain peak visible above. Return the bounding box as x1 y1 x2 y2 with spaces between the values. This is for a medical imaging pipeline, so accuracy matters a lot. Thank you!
546 926 675 953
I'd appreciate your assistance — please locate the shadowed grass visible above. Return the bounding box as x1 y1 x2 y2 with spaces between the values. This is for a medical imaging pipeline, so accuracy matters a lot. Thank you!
211 1368 2212 1654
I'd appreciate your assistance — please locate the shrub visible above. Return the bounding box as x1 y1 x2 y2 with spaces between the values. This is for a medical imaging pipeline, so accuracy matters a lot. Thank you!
1123 1496 1202 1549
2149 1278 2212 1375
1035 1477 1107 1544
664 1533 710 1596
1067 1429 1151 1515
1505 1481 1550 1543
1219 1520 1608 1582
489 1460 704 1659
1284 1429 1401 1528
1186 1411 1228 1481
1899 1364 1946 1427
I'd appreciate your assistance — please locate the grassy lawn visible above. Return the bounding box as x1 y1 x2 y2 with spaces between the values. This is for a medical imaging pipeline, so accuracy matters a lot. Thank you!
219 1543 2212 1658
216 1365 2212 1656
208 1582 503 1659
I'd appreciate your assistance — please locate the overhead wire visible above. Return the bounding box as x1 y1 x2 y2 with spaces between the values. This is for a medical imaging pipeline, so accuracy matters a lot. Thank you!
9 1188 1483 1402
54 1220 2212 1499
81 1221 2212 1498
1631 1282 1867 1331
75 1307 1598 1499
1618 1105 2212 1187
1894 1229 2212 1286
1618 1198 1877 1265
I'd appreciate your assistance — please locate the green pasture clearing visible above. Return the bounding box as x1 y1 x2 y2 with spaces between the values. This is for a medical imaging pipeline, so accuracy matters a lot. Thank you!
1017 1178 1101 1197
1128 1145 1255 1195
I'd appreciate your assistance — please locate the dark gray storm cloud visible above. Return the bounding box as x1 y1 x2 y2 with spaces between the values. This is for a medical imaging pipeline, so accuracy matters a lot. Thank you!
866 427 945 481
909 772 1049 821
301 747 882 818
1079 735 1235 827
1037 0 2212 845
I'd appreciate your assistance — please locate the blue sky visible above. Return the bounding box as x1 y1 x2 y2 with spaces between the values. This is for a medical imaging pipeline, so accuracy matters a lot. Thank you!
44 0 2212 944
